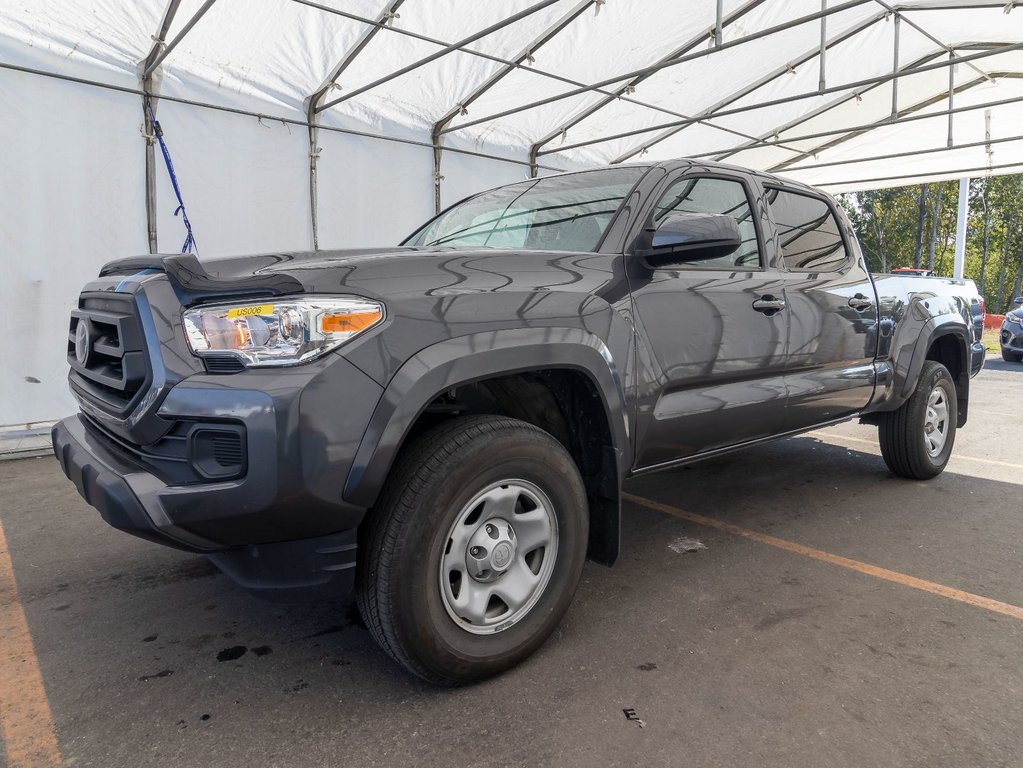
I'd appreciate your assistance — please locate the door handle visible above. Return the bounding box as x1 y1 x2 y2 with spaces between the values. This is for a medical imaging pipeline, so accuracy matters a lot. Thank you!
752 295 786 315
848 293 874 311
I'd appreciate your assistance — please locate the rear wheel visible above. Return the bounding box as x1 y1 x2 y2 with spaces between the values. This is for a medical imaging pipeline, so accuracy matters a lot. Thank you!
877 361 957 480
1002 349 1023 363
356 415 588 685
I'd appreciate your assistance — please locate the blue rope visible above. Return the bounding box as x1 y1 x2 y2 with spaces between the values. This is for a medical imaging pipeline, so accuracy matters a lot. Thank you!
146 101 197 254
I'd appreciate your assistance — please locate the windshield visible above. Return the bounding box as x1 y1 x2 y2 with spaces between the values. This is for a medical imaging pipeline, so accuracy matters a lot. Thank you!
404 168 647 252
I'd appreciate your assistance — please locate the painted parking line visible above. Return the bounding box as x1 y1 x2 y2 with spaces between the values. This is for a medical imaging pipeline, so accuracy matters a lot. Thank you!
624 492 1023 622
0 518 62 768
814 432 1023 471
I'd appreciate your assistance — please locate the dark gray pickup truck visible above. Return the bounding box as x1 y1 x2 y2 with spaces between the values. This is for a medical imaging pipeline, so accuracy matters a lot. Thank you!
53 160 984 683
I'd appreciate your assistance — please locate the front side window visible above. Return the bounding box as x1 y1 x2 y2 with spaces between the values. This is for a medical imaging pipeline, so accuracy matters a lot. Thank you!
651 176 761 268
766 188 849 272
405 168 647 252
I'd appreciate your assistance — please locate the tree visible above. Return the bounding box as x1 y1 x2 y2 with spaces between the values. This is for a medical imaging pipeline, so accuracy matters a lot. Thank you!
838 173 1023 312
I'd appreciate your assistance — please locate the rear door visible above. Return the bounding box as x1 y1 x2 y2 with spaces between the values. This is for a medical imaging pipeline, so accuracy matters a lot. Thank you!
763 186 879 430
628 169 790 468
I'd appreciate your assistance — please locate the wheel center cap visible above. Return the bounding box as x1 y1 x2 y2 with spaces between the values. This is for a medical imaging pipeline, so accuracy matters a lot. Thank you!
492 541 513 571
465 518 517 582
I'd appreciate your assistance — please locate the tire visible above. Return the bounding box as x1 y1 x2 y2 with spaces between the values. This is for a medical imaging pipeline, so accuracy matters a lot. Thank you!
1001 350 1023 363
877 361 957 480
356 415 589 685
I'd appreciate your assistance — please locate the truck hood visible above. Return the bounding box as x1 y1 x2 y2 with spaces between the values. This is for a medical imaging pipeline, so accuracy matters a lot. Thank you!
100 247 624 306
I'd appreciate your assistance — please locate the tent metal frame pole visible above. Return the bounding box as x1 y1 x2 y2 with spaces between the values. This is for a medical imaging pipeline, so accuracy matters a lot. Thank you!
819 0 828 92
297 0 752 113
818 159 1023 189
141 0 185 254
608 10 888 165
741 93 1023 167
527 0 769 176
317 0 561 112
710 44 994 163
441 0 877 135
306 0 406 249
141 0 217 80
0 61 568 171
891 11 900 120
776 132 1023 173
767 71 1005 172
431 0 595 212
540 41 1023 158
871 0 989 83
300 0 790 158
304 0 758 141
947 51 956 148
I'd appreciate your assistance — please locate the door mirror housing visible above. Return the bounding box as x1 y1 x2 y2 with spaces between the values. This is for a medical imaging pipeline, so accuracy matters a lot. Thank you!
642 213 742 265
1013 296 1023 308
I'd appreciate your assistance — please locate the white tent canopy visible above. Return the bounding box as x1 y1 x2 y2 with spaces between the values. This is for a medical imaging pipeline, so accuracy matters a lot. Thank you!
1 0 1021 429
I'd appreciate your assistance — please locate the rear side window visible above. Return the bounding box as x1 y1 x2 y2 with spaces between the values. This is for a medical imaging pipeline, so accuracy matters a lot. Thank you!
652 176 761 268
765 188 849 272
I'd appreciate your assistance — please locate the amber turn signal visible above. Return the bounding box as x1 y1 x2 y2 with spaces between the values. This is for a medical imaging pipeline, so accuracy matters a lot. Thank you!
320 310 383 334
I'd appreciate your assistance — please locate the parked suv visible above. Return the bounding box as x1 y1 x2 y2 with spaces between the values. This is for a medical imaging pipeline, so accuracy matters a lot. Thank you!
1001 297 1023 362
53 160 984 683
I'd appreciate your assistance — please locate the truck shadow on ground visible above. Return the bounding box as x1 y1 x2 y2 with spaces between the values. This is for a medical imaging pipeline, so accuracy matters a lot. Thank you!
20 433 1020 726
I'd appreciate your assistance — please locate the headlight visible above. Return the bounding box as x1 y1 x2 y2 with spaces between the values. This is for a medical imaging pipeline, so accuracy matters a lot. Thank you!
183 296 383 367
1008 314 1023 327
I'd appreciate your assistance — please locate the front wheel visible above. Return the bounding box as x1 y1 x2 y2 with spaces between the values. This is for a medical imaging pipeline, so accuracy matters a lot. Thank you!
356 415 588 685
877 360 958 480
1002 349 1023 363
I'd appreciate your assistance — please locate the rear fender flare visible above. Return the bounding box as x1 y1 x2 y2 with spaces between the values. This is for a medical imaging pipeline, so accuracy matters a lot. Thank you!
896 323 970 423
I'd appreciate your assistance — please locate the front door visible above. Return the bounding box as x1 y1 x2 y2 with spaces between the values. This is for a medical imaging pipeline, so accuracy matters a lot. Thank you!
628 172 790 468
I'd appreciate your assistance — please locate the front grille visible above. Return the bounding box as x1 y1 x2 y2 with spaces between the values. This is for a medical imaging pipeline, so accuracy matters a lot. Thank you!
68 293 149 414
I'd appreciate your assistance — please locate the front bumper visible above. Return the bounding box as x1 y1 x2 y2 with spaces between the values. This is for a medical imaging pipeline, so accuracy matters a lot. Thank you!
1001 323 1023 354
53 357 384 595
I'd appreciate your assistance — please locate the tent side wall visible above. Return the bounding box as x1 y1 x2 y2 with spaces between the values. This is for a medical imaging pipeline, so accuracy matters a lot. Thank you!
0 69 521 432
0 66 148 428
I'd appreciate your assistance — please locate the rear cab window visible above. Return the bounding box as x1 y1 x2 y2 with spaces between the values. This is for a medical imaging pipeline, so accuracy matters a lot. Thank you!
765 187 849 272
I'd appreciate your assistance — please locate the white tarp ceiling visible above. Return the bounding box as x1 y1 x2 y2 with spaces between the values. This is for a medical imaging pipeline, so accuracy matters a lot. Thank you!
5 0 1023 188
1 0 1022 428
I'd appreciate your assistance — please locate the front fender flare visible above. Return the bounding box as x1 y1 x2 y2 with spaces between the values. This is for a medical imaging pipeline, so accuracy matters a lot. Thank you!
342 327 630 512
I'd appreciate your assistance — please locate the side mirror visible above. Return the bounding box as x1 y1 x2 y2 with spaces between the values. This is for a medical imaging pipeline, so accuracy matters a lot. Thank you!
643 213 742 265
1014 296 1023 308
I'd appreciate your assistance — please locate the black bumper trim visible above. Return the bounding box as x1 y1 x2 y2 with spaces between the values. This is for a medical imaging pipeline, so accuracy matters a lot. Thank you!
207 530 357 599
52 416 219 552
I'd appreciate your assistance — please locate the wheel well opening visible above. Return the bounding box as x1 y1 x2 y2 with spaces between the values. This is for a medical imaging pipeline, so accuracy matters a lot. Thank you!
410 370 620 565
926 334 968 424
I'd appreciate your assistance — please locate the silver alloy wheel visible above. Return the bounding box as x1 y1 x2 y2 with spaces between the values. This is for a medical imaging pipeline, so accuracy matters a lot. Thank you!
439 479 558 635
923 384 950 457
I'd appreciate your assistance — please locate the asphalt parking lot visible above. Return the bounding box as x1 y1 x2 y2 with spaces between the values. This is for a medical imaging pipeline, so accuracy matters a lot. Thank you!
2 360 1021 768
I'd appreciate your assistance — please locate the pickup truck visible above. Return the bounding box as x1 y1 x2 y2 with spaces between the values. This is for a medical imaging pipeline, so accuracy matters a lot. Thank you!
52 160 985 684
